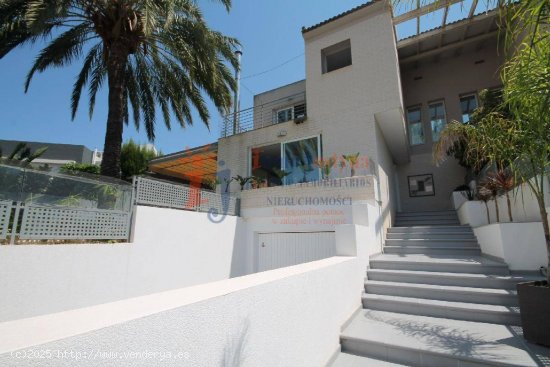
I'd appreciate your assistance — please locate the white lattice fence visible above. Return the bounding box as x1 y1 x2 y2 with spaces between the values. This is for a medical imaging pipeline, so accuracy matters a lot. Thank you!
135 177 239 216
199 191 239 216
19 205 131 240
0 200 12 240
134 176 199 210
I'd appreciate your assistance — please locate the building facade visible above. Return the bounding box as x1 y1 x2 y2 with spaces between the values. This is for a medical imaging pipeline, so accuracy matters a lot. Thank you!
150 0 503 246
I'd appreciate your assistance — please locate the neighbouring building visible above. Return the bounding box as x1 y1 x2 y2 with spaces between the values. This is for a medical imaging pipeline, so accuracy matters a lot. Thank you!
0 139 101 170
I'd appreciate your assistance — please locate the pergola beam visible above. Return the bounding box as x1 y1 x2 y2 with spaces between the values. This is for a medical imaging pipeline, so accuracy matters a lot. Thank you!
393 0 463 25
399 30 497 64
397 10 497 48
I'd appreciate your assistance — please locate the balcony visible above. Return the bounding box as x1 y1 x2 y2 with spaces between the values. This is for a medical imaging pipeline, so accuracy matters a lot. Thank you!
220 92 307 138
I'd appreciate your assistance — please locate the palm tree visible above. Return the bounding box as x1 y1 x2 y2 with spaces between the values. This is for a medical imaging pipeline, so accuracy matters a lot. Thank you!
0 142 48 166
0 0 239 178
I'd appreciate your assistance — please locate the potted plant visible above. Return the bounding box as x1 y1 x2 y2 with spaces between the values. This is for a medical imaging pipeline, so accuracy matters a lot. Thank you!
314 157 335 180
231 175 253 191
272 168 291 186
342 153 360 177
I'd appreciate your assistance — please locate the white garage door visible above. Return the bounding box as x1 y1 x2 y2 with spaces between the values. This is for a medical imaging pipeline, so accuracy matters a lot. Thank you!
257 232 336 272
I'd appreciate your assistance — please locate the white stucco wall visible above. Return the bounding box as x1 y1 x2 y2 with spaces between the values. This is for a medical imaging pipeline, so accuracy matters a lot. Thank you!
0 206 247 322
474 222 548 271
0 256 364 367
374 122 397 236
236 175 383 275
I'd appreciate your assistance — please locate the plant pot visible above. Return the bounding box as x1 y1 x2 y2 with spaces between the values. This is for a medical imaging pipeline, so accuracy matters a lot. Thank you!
517 281 550 346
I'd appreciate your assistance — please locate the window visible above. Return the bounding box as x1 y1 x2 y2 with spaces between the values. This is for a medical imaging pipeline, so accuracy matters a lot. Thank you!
276 107 293 124
251 144 282 187
460 94 478 123
322 40 352 73
429 101 447 142
406 107 425 146
283 137 320 185
250 136 320 187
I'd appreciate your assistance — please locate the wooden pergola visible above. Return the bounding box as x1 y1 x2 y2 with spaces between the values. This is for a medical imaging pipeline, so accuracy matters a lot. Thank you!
392 0 501 65
148 142 218 184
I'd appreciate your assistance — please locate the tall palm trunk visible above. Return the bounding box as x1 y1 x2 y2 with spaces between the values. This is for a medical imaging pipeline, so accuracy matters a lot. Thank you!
100 46 128 178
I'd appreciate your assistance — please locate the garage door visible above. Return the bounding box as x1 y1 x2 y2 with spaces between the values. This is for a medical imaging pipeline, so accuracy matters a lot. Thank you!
257 232 336 272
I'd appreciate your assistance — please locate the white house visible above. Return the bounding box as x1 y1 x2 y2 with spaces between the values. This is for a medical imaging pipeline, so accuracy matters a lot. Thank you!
1 2 549 366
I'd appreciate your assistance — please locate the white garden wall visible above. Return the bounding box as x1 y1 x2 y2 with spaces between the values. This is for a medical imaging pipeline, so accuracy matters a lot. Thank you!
474 222 548 271
0 256 363 367
0 206 247 322
457 176 550 228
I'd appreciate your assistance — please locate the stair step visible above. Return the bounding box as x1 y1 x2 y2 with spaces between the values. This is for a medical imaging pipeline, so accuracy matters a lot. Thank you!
366 269 529 289
365 281 518 306
341 309 544 367
386 232 476 240
388 226 472 233
385 241 478 248
384 246 481 255
330 352 409 366
396 210 457 217
386 238 478 246
395 217 459 223
362 293 521 325
370 254 510 275
395 220 461 227
395 216 459 222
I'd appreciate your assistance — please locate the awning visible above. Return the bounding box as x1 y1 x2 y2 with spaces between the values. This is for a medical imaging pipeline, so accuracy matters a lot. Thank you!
148 142 218 183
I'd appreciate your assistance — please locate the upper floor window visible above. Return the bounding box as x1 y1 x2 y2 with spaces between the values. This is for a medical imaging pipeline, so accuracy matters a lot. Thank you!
460 94 478 123
429 101 447 142
274 103 307 124
407 106 425 146
276 107 293 123
322 39 352 74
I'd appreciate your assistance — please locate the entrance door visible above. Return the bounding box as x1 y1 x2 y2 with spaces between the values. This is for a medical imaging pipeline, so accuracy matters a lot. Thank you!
257 232 335 272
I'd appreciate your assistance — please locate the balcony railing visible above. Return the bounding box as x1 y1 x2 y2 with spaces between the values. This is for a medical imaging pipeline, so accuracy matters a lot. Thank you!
221 92 307 138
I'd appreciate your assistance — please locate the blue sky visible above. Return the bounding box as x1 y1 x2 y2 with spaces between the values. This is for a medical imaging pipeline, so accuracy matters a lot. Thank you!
0 0 489 154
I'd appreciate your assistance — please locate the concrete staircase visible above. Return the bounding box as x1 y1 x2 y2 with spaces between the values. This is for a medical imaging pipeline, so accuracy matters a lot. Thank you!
331 210 547 367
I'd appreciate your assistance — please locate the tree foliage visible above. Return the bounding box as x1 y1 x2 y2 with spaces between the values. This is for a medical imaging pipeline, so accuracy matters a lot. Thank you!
0 0 239 177
120 139 159 180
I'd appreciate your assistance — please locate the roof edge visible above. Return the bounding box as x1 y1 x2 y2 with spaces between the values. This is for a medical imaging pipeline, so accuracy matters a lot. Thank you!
301 1 380 34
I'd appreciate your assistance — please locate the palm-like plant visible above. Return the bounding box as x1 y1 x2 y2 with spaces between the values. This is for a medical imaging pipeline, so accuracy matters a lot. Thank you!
342 153 360 177
486 169 516 222
481 176 501 223
0 142 48 166
476 186 493 224
1 0 239 178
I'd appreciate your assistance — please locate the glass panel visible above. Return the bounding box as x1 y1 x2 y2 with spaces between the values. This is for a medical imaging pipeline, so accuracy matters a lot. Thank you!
429 102 446 142
407 107 424 145
283 137 320 185
276 108 293 123
409 123 425 145
460 95 477 123
251 144 282 187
